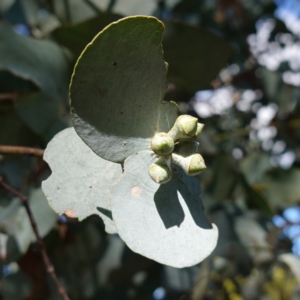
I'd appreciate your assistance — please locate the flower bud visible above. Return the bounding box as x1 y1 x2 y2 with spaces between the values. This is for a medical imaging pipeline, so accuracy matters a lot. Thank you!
151 132 174 156
171 153 206 176
148 163 172 184
195 123 204 139
188 154 206 175
168 115 198 141
174 141 199 156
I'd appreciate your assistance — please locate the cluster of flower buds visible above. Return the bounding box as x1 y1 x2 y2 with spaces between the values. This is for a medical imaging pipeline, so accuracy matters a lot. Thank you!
148 115 206 184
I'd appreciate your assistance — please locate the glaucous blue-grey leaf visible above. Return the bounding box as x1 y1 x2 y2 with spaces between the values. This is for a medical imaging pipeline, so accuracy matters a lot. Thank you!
0 188 57 258
0 23 70 140
260 168 300 209
0 23 69 102
42 127 122 234
70 16 178 163
111 150 218 268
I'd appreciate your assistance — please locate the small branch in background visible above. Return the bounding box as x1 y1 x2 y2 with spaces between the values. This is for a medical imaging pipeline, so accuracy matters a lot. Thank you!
85 0 102 14
0 92 19 101
0 178 70 300
62 0 71 24
0 146 44 157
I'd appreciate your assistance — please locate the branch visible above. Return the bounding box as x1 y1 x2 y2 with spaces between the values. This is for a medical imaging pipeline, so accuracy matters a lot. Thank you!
0 92 19 101
0 146 44 157
0 178 70 300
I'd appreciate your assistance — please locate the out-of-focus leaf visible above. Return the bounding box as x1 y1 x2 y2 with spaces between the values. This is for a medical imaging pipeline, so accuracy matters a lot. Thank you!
18 0 61 36
261 68 297 114
163 264 200 291
279 253 300 285
234 215 273 264
0 0 15 13
70 16 178 163
2 269 32 300
96 235 125 285
111 150 218 268
53 0 156 24
163 21 234 100
15 92 69 140
0 103 42 146
53 0 100 24
0 103 43 189
42 128 122 234
52 12 122 58
54 14 233 102
103 0 156 16
0 23 70 139
240 153 272 184
29 188 57 240
276 83 298 114
209 155 237 202
240 173 273 215
0 23 69 101
0 188 57 261
50 220 103 299
261 68 281 101
260 168 300 209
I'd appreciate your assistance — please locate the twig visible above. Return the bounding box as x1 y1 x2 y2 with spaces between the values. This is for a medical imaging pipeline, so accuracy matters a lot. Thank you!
0 178 70 300
0 146 44 157
0 92 19 101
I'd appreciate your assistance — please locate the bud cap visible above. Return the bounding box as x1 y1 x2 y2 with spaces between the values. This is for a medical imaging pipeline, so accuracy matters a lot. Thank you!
151 132 174 156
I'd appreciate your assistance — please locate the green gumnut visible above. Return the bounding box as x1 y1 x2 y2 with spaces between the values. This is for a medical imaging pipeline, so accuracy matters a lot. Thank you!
188 154 206 175
151 132 174 156
195 123 204 138
171 153 206 176
168 115 198 141
148 163 172 184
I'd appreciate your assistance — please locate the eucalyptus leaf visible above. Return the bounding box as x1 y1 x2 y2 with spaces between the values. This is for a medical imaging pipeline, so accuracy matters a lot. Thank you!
0 188 57 259
163 21 234 99
260 168 300 209
234 216 273 264
104 0 156 16
240 153 272 184
0 0 15 13
111 150 218 268
42 127 122 234
53 0 100 24
279 253 300 285
0 23 69 101
70 16 178 162
15 92 69 140
52 12 122 58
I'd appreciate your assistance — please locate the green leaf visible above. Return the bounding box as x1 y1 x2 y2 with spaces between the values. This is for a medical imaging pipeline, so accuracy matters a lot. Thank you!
70 16 178 163
260 168 300 209
239 173 273 215
0 23 70 101
103 0 156 16
234 216 273 264
279 253 300 285
111 150 218 268
52 12 122 58
0 188 57 259
0 0 15 13
55 14 233 101
0 102 42 146
240 153 272 184
3 268 32 300
42 127 122 233
15 92 69 140
0 24 70 140
163 21 234 99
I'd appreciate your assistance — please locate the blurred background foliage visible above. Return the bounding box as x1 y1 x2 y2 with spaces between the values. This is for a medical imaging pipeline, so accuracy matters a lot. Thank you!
1 0 300 299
